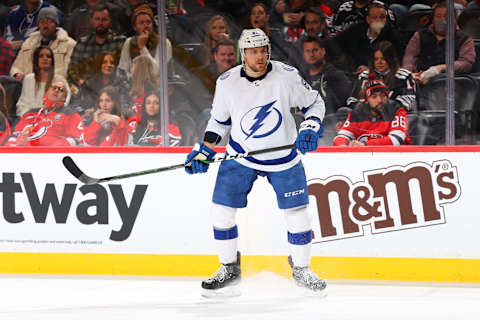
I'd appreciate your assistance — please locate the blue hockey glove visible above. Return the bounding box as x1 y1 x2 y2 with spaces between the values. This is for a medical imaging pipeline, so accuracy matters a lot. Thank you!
185 142 216 174
296 118 323 154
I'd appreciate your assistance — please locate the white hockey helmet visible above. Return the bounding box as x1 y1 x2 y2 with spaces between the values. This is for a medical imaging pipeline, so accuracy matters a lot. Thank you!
238 28 271 69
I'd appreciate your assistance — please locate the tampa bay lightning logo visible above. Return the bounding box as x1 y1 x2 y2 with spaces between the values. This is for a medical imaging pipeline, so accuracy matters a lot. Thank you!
240 101 282 140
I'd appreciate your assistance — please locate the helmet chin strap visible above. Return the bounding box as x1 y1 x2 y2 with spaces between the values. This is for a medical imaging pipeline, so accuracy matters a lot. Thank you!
243 63 266 76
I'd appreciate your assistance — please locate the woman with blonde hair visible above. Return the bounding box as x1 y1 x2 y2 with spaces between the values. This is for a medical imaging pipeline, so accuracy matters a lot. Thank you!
195 14 231 66
129 55 160 116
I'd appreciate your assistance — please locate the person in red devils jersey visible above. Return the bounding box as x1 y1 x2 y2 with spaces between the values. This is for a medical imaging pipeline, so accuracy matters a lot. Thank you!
6 79 84 146
333 78 411 146
83 86 129 146
128 90 182 146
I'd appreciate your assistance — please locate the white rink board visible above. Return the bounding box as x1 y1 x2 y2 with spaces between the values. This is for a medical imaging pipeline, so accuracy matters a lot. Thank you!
0 151 478 259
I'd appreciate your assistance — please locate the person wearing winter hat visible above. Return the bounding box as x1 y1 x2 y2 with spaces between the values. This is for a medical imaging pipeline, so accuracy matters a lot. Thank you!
118 4 172 76
10 6 76 82
333 78 411 146
3 0 61 50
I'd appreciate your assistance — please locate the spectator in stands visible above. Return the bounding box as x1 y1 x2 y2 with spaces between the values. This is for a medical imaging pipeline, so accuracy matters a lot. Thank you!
402 1 476 84
10 7 76 82
350 41 416 111
333 78 411 146
117 0 158 37
3 0 61 51
192 38 237 96
0 83 11 145
16 46 68 116
118 4 172 76
301 36 352 115
242 2 284 62
288 7 344 73
66 0 122 41
194 14 231 66
0 4 11 35
71 52 129 114
67 5 126 88
277 0 311 43
128 90 182 146
248 2 271 33
269 0 288 29
6 77 84 146
189 38 238 136
333 0 395 33
0 36 15 76
83 86 129 146
333 1 404 75
466 0 480 9
129 55 160 116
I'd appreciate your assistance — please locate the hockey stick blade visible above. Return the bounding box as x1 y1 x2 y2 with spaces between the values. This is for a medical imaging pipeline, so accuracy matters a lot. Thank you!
62 156 100 185
62 144 297 185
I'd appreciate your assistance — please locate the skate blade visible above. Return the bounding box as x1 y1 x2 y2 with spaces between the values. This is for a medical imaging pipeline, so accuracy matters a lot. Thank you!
298 285 328 298
201 285 241 299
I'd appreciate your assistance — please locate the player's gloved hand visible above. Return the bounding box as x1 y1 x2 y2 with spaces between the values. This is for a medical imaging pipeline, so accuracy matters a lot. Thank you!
185 142 216 174
296 118 323 154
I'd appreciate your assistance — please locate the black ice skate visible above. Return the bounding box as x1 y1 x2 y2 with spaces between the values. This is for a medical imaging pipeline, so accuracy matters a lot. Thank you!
288 255 327 295
201 252 241 298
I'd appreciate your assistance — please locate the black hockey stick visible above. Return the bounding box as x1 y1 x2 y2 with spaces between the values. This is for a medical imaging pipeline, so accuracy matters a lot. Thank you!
62 143 297 185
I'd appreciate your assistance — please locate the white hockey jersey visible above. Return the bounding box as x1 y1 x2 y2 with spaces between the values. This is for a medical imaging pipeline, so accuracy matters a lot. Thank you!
205 61 325 172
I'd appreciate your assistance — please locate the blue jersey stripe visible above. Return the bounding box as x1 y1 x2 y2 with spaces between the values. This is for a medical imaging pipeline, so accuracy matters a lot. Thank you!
215 117 232 126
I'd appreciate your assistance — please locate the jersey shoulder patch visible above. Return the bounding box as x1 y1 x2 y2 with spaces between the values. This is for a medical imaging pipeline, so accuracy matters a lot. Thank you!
219 70 231 80
282 64 296 72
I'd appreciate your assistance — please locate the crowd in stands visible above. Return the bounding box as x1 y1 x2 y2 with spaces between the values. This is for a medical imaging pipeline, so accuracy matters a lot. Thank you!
0 0 479 147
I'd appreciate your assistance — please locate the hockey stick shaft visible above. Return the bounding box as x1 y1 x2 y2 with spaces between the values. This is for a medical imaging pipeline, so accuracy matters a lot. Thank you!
63 143 297 185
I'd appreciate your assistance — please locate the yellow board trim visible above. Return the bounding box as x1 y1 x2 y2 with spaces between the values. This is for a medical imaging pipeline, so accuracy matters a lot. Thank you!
1 253 479 282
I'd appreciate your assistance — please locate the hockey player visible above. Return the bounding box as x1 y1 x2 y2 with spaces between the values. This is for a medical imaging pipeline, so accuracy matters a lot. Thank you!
185 28 327 297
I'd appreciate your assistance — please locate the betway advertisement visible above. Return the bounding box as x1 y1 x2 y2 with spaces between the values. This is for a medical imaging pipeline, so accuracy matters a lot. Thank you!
0 149 477 259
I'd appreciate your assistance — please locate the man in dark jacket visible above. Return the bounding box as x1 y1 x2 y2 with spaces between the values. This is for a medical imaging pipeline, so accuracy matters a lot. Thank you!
300 36 352 115
333 2 404 75
402 1 476 84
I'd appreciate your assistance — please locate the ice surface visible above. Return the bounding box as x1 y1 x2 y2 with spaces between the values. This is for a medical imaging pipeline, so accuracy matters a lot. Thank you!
1 272 479 320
